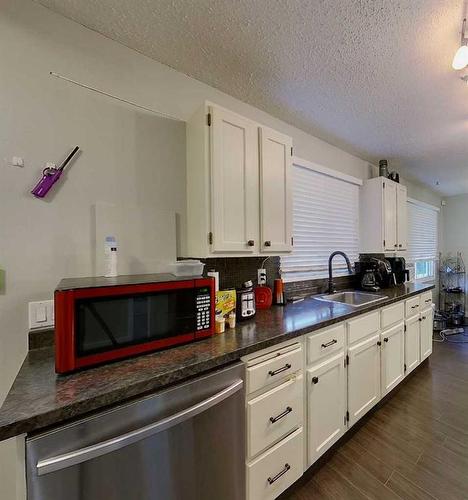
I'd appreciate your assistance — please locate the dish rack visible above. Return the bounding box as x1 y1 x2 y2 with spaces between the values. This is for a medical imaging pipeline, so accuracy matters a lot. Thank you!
438 252 466 327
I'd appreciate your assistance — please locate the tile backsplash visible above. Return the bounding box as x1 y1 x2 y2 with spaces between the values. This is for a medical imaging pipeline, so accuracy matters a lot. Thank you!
199 256 356 297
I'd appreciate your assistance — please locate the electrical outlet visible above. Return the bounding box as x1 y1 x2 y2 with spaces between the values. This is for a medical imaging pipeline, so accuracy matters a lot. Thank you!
29 300 54 330
258 268 267 285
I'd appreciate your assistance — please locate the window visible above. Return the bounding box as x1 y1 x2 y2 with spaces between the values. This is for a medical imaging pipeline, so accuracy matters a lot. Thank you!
280 158 361 281
407 199 439 281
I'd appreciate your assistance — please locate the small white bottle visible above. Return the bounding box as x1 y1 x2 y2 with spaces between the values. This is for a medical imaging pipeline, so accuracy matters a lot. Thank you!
104 236 118 277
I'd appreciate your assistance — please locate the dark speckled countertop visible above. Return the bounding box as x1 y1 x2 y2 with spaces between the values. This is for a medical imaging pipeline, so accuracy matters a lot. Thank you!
0 283 434 441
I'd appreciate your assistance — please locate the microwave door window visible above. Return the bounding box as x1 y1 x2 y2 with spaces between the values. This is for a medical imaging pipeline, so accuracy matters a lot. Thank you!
76 289 197 357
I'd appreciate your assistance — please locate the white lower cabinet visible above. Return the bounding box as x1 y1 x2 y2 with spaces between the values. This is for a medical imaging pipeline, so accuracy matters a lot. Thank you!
307 352 346 465
405 314 421 375
247 428 304 500
420 308 433 361
244 291 433 498
381 322 405 396
347 333 381 426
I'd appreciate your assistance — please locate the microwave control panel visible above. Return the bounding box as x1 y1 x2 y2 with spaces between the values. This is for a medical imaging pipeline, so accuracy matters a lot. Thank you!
196 288 211 330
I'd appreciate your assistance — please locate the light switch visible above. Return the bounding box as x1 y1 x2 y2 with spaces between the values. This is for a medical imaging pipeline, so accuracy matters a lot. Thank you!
29 300 54 330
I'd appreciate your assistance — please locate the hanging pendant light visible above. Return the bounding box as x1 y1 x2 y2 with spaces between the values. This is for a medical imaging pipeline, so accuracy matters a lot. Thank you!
453 18 468 69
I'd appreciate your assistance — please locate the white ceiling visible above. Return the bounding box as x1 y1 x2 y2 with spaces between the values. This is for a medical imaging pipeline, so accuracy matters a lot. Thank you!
37 0 468 196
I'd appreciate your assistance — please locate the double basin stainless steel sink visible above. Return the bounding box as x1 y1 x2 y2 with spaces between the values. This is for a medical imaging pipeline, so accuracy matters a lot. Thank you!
315 291 387 308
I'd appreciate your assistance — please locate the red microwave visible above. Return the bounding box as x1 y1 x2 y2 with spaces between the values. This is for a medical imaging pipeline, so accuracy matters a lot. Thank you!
54 274 215 374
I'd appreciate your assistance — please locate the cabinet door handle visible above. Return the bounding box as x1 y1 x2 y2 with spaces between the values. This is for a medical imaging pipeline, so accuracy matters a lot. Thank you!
321 339 337 348
247 240 255 246
312 376 319 384
399 244 402 248
267 463 291 485
422 316 426 320
394 244 398 248
268 363 291 376
264 240 272 247
269 406 292 423
419 317 422 322
384 337 389 343
377 341 382 346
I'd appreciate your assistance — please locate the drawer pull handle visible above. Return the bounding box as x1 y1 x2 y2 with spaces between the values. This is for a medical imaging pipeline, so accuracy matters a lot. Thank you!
384 337 389 343
264 240 272 247
267 463 291 485
425 299 432 303
312 376 319 384
321 339 337 348
268 363 291 376
411 304 419 309
269 406 292 423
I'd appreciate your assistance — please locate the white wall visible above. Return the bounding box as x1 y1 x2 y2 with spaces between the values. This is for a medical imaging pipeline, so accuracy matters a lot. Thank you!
0 1 441 497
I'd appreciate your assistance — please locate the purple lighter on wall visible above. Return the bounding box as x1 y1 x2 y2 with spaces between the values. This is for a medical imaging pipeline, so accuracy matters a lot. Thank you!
31 146 80 198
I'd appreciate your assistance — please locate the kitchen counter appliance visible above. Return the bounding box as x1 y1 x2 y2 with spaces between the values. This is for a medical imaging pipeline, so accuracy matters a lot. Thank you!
55 274 215 373
386 257 410 284
26 362 245 500
355 257 395 290
236 280 256 320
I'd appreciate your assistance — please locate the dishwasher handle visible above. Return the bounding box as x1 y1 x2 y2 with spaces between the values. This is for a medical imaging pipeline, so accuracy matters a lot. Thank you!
36 379 243 476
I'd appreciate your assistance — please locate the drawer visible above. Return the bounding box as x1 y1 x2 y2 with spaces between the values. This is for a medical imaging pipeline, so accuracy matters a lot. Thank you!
246 344 302 394
307 323 345 365
381 302 404 330
347 311 380 345
420 291 433 309
405 296 420 317
247 427 304 500
247 374 303 459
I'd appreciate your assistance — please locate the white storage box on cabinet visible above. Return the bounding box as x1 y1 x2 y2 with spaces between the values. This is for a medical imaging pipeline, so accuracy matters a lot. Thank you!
247 428 304 500
360 177 407 253
246 343 302 394
247 375 303 459
380 322 405 396
186 102 293 257
307 351 346 466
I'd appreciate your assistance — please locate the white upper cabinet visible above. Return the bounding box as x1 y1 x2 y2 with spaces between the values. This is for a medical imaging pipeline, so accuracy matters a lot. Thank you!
396 184 407 250
210 106 259 253
259 127 293 253
360 177 407 254
186 103 293 257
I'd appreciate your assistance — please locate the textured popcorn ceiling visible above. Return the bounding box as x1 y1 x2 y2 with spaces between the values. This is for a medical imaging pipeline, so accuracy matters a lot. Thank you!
38 0 468 195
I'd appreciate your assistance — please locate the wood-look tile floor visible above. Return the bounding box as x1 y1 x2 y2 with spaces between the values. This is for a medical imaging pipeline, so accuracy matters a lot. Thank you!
285 339 468 500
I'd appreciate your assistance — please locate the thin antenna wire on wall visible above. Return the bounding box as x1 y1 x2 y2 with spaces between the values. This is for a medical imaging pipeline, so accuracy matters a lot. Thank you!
49 71 184 122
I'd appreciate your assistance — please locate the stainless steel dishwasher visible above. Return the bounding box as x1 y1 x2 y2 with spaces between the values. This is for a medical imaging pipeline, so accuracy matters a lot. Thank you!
26 362 245 500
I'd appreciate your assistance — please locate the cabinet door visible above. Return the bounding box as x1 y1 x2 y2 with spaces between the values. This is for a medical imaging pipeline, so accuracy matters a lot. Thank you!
259 127 293 253
405 315 420 375
307 352 346 466
348 334 381 427
383 181 397 251
396 184 407 250
420 308 433 361
381 322 405 396
210 106 258 253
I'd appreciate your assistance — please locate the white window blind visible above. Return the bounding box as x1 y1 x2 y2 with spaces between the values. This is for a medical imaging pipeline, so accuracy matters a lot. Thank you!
407 200 439 263
281 160 360 281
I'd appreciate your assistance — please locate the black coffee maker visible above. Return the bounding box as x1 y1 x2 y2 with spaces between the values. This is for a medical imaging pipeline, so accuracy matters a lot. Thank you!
355 257 395 290
386 257 410 284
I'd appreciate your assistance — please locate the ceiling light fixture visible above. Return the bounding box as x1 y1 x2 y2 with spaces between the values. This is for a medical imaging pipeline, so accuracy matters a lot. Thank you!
453 18 468 69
